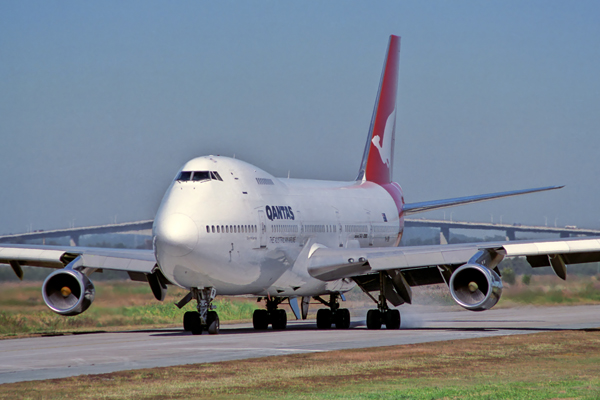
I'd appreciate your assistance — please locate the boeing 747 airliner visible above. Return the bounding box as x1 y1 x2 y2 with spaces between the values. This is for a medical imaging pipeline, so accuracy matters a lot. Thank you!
3 36 600 335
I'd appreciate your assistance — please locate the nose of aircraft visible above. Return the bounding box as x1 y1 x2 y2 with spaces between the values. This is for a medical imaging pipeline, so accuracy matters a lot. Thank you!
154 213 199 257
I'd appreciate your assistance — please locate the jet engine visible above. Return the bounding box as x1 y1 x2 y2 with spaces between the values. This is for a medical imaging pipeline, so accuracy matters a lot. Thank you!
42 269 95 316
449 263 502 311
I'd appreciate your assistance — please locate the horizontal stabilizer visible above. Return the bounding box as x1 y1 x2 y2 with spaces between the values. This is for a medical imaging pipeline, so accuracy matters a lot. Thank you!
403 185 563 215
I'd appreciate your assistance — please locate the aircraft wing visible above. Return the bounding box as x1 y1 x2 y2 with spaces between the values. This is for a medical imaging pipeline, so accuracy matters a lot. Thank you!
0 243 157 280
403 185 563 215
307 236 600 283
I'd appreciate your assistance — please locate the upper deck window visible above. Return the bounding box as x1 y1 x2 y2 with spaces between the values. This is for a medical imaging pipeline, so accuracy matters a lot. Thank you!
256 178 274 185
176 170 222 182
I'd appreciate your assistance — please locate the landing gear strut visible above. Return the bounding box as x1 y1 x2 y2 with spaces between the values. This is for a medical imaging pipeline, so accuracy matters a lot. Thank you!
315 293 350 329
252 296 287 330
182 287 220 335
366 272 400 330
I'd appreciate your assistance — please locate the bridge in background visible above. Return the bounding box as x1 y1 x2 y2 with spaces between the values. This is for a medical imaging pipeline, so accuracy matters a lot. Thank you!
0 218 599 247
0 220 153 246
404 218 600 241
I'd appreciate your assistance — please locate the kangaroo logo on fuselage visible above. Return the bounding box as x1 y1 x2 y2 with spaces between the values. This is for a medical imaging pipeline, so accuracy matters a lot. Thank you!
371 108 396 168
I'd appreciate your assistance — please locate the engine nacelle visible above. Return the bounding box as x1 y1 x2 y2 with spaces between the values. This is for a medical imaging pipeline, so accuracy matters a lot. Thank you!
449 263 502 311
42 269 95 316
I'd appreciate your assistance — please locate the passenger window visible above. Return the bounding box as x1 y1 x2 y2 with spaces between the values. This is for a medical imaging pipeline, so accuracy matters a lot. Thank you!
192 171 211 182
206 226 210 233
177 171 192 181
217 226 220 233
212 226 215 233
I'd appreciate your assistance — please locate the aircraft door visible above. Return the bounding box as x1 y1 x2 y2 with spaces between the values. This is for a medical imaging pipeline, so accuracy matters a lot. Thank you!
366 210 374 246
335 210 343 248
258 210 267 248
295 210 304 246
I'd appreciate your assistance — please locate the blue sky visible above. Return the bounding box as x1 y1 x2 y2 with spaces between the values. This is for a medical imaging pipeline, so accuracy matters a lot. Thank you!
1 1 599 234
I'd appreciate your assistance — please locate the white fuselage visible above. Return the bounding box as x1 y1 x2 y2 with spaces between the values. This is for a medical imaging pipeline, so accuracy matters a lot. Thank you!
153 156 403 296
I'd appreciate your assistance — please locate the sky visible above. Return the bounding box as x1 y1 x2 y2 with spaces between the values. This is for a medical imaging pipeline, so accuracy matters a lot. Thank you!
1 1 600 235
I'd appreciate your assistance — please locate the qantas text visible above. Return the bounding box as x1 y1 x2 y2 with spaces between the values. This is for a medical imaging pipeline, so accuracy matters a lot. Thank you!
265 205 295 221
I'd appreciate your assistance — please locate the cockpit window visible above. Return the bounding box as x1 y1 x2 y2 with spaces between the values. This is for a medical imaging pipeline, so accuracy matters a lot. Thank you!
192 171 211 182
176 170 223 183
177 171 192 181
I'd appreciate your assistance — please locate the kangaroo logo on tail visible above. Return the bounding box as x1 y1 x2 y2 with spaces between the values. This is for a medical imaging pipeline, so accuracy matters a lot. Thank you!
371 109 396 168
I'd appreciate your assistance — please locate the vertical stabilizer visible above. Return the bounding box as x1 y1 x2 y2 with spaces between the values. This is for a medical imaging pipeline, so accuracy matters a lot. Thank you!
356 35 400 184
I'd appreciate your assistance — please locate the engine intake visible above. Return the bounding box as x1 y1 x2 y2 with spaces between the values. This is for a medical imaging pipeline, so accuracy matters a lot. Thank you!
449 263 502 311
42 269 95 316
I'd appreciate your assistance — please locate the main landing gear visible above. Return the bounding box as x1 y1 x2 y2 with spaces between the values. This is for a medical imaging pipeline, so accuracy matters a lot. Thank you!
366 272 400 330
181 287 220 335
252 297 287 330
315 293 351 329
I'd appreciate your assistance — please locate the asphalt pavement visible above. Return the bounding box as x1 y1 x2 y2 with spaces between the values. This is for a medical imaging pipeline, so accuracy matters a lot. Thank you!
1 304 599 384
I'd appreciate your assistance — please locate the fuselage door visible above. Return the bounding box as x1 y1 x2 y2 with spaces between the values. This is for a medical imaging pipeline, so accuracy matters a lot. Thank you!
258 210 267 248
335 210 343 248
366 210 374 246
295 210 304 246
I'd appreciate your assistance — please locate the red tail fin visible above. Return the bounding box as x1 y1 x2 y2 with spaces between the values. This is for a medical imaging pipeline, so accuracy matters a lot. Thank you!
356 35 400 184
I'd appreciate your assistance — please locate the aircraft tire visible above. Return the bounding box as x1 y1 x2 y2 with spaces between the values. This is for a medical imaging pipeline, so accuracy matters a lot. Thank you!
366 309 382 330
207 311 220 334
253 309 269 330
190 314 203 335
316 309 332 329
335 308 351 329
385 309 400 329
183 311 199 331
272 309 287 330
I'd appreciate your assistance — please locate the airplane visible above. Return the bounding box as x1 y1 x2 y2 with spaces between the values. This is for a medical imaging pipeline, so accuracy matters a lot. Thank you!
2 35 600 335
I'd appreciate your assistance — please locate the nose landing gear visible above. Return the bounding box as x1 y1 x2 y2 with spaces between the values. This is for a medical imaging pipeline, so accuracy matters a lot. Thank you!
180 287 220 335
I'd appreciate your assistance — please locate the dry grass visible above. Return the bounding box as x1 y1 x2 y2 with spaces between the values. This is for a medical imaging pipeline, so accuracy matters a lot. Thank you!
1 274 599 338
0 281 260 337
1 330 599 399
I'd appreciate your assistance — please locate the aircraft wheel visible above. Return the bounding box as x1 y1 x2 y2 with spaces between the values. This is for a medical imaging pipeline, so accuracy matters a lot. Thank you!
366 309 382 330
335 308 351 329
316 309 332 329
183 311 199 331
207 311 220 334
253 309 269 330
385 309 400 329
272 309 287 330
190 313 203 335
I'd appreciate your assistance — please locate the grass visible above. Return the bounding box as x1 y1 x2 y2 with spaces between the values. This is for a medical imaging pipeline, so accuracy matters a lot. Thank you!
0 281 260 337
1 330 599 399
500 275 600 306
2 274 600 337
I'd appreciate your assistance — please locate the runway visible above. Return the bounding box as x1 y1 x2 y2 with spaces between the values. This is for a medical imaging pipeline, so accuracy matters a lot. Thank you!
1 304 599 384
